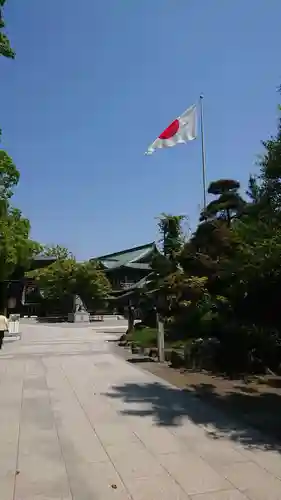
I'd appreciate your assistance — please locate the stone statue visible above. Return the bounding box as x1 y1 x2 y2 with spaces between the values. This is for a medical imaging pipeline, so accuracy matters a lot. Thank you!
74 295 87 313
68 294 90 323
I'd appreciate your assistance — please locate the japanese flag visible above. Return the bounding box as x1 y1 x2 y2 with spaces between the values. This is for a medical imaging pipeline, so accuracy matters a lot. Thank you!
145 104 197 155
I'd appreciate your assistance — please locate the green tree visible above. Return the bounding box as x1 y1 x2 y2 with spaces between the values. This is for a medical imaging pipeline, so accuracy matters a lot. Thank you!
224 105 281 332
0 152 41 309
247 175 261 204
148 214 186 298
41 244 73 260
157 213 186 259
150 214 186 287
180 219 239 286
0 0 15 59
30 258 111 307
0 150 20 202
0 206 41 308
256 115 281 221
75 261 112 307
201 179 245 226
150 92 281 372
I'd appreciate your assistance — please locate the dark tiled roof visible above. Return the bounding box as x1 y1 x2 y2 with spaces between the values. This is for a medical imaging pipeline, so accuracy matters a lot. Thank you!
33 255 56 262
29 255 57 270
93 243 155 270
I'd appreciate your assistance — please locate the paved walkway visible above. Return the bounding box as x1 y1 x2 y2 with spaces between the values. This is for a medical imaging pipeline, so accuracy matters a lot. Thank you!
1 322 281 500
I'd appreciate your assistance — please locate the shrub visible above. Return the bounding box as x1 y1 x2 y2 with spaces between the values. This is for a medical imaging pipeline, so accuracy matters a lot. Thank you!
127 327 158 347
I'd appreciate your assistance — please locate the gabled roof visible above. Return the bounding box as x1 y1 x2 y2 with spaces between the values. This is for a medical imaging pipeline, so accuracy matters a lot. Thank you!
29 255 57 271
93 243 156 270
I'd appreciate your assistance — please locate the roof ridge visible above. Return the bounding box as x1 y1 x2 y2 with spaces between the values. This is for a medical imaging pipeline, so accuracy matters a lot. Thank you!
94 242 155 261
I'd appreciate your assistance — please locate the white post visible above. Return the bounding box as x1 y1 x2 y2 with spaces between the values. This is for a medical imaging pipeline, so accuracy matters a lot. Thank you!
199 94 207 211
157 312 165 363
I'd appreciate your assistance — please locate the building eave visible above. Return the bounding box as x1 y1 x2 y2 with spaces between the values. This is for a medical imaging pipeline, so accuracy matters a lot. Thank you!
91 242 156 270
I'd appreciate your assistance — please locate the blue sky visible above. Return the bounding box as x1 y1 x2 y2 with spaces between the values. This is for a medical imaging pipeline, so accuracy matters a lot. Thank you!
1 0 281 259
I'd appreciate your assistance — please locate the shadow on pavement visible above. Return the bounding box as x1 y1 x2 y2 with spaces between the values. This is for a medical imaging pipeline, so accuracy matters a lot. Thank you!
37 317 67 323
105 380 281 453
127 357 155 364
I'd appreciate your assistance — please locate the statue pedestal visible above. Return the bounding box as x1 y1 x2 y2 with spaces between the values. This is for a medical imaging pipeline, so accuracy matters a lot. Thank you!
68 312 90 323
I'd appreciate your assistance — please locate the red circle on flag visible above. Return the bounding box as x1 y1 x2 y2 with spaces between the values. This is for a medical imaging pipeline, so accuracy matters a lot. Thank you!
159 119 179 140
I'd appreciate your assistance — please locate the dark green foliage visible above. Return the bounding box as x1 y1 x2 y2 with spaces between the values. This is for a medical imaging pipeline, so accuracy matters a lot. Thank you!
0 150 20 199
201 179 245 226
41 244 74 260
208 179 240 195
0 1 15 58
143 92 281 374
29 255 112 308
126 327 158 348
0 154 41 309
157 213 186 259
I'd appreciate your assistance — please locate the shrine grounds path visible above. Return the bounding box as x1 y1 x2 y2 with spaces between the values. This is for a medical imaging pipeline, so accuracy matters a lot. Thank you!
1 320 281 500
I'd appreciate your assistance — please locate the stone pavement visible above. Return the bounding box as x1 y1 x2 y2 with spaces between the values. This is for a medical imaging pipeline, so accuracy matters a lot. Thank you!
1 322 281 500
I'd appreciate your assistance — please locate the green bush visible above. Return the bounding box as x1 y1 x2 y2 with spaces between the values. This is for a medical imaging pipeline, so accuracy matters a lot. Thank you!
127 327 158 347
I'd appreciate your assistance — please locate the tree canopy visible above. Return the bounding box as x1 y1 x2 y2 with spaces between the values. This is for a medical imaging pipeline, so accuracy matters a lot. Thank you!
0 0 15 59
0 155 41 307
40 244 74 260
200 179 245 226
139 91 281 375
29 253 112 308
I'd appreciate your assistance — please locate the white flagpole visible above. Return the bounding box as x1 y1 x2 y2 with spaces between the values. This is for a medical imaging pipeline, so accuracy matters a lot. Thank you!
199 95 207 210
